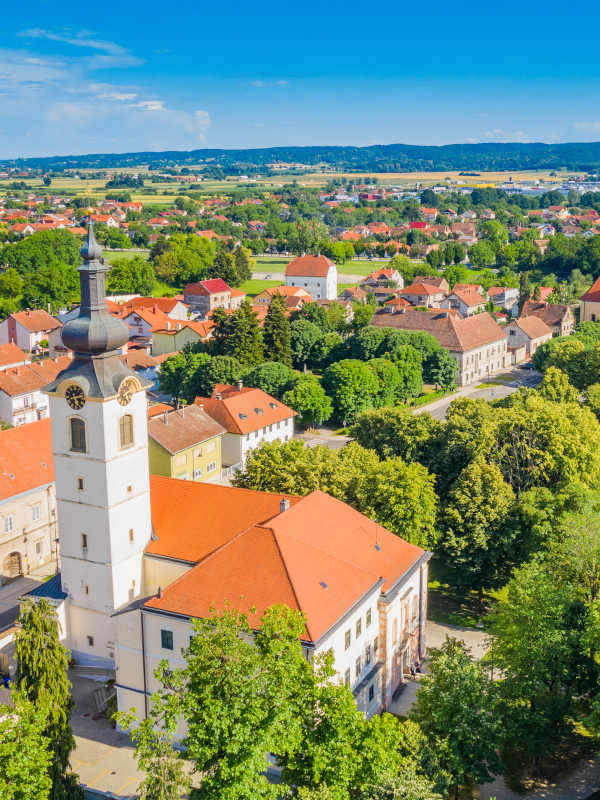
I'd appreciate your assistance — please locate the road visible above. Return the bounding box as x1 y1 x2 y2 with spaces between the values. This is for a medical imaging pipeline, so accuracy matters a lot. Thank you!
253 271 366 283
0 576 41 631
418 368 542 421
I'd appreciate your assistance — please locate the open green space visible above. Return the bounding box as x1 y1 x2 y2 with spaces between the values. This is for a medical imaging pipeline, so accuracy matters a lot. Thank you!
239 278 282 297
104 248 149 264
428 564 508 631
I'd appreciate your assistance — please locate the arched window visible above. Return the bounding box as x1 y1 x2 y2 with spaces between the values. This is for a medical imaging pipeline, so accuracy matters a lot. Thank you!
119 414 134 448
70 418 86 453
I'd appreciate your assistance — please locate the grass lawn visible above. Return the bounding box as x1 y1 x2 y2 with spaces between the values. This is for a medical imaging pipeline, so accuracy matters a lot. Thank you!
428 562 508 631
239 278 282 297
104 248 149 264
412 389 451 407
253 256 290 272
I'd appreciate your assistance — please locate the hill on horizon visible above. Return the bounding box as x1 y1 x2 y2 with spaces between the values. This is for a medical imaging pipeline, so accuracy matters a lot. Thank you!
3 141 600 173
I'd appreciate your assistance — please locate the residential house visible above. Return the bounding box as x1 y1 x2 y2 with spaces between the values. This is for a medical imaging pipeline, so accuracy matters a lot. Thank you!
195 382 296 469
360 268 404 290
370 308 509 386
120 297 189 321
399 282 447 308
480 209 496 220
580 276 600 323
152 320 214 357
122 307 171 347
338 286 368 304
285 254 338 301
413 276 450 293
0 310 62 353
0 355 72 427
0 343 29 372
0 420 58 583
229 288 247 311
254 286 312 306
487 286 520 316
505 317 553 360
420 207 438 223
521 301 575 337
147 404 225 484
440 288 486 317
183 279 233 317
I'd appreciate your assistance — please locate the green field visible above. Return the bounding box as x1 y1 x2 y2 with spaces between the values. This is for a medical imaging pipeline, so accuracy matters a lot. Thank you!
239 279 282 297
104 248 149 264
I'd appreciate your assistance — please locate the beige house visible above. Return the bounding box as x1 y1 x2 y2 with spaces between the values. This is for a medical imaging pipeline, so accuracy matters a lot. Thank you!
183 279 232 317
0 419 58 583
371 308 510 386
440 288 486 317
580 277 600 323
400 282 447 308
151 320 214 357
521 301 575 337
506 316 553 359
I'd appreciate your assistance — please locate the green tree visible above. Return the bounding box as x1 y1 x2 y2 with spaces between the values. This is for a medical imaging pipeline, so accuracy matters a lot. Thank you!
15 599 84 800
158 352 211 402
0 690 52 800
322 359 380 424
243 361 298 399
290 318 323 369
367 358 403 407
355 457 438 548
518 272 532 314
439 456 516 609
282 375 333 427
585 383 600 421
106 256 155 295
234 246 254 282
210 248 239 286
350 407 443 468
0 267 24 297
386 345 423 401
22 261 79 312
424 349 458 390
212 300 264 366
411 638 501 800
263 295 292 366
117 699 190 800
537 366 579 403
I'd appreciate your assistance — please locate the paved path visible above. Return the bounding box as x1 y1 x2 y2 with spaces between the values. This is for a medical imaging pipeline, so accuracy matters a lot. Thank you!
253 271 365 283
479 755 600 800
0 576 41 631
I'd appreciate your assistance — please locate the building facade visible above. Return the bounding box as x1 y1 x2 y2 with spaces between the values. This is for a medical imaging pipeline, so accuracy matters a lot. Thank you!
285 255 337 301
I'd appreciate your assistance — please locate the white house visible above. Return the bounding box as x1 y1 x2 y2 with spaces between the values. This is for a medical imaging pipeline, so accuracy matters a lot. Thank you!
505 316 553 358
195 382 296 470
0 356 72 427
0 420 58 583
0 342 29 372
285 254 338 301
440 287 486 317
0 310 62 352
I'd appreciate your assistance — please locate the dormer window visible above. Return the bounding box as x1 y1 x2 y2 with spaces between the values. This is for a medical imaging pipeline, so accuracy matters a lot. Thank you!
269 402 278 409
238 413 247 420
255 408 263 415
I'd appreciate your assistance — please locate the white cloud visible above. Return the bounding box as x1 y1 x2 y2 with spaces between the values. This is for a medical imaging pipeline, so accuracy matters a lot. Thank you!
250 80 265 88
249 79 289 88
97 91 137 101
18 28 144 69
0 47 68 87
134 100 165 111
573 121 600 131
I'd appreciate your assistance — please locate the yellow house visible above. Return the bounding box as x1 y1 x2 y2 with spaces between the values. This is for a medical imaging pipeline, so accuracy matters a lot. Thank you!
151 320 214 358
148 404 225 483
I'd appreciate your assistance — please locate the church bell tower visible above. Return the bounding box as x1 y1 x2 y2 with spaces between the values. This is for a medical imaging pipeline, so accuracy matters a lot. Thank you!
45 223 152 668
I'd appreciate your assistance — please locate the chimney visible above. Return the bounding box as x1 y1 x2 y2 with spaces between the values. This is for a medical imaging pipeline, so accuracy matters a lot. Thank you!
157 586 163 599
215 392 222 401
166 321 171 331
280 497 290 513
176 322 182 330
197 402 204 411
237 380 243 392
47 302 51 314
163 411 168 425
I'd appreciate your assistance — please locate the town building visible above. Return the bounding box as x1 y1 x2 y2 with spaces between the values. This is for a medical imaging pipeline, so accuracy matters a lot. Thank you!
487 286 520 316
440 287 486 317
580 276 600 323
147 404 225 483
371 308 509 385
151 320 214 357
254 286 312 306
183 279 233 317
194 382 296 470
0 310 62 353
506 316 553 359
359 268 404 290
0 356 72 427
521 301 575 337
399 282 447 308
285 255 337 301
0 420 58 583
27 224 430 726
0 342 29 372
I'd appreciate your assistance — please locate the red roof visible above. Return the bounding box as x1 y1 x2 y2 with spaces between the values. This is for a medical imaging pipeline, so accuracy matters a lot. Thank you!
194 384 296 434
184 279 231 296
145 480 425 642
285 254 335 278
0 419 54 502
581 276 600 303
0 343 29 369
10 310 61 334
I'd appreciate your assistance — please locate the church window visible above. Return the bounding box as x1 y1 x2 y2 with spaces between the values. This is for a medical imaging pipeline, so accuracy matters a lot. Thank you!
81 533 88 550
119 414 134 448
70 418 86 453
129 528 134 542
77 478 84 490
87 635 94 647
161 629 174 650
32 503 41 522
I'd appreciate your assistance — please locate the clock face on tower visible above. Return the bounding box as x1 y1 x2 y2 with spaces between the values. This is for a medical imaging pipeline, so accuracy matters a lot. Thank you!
117 378 137 407
65 384 85 410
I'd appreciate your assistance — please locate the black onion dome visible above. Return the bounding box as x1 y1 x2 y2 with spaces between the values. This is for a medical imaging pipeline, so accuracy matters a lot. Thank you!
61 221 129 355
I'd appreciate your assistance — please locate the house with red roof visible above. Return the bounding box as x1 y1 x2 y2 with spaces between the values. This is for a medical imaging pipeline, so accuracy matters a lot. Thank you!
0 309 62 353
360 267 404 290
580 276 600 323
0 355 72 427
285 254 337 300
420 207 438 222
506 316 553 359
399 282 448 308
151 319 215 357
183 279 233 317
195 381 296 469
0 420 58 583
0 342 29 372
440 287 486 317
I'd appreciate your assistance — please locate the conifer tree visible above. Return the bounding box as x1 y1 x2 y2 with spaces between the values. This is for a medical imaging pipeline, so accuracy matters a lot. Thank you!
213 300 263 366
263 294 292 366
210 249 239 287
15 599 84 800
234 246 255 282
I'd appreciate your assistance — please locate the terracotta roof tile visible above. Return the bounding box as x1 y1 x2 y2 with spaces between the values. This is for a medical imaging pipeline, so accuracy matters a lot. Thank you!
0 343 29 369
148 405 225 454
285 254 335 278
194 384 296 434
513 316 553 339
9 310 61 334
0 419 54 502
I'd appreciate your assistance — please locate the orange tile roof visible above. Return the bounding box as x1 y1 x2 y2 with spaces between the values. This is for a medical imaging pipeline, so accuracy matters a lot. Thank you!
148 405 225 454
10 310 61 333
401 282 446 296
449 288 486 308
582 276 600 303
0 356 71 397
371 309 506 352
123 307 171 333
148 402 175 418
194 384 296 434
0 419 54 502
0 343 29 369
286 254 335 278
513 316 553 339
145 486 425 642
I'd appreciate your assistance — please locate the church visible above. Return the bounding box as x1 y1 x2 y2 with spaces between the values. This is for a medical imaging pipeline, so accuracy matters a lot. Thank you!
34 223 431 723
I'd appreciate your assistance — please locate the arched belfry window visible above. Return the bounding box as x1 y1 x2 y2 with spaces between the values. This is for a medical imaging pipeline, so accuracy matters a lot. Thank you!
119 414 134 449
70 418 86 453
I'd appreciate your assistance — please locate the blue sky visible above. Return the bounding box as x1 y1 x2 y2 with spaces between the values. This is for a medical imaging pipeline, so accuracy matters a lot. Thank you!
2 0 600 158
